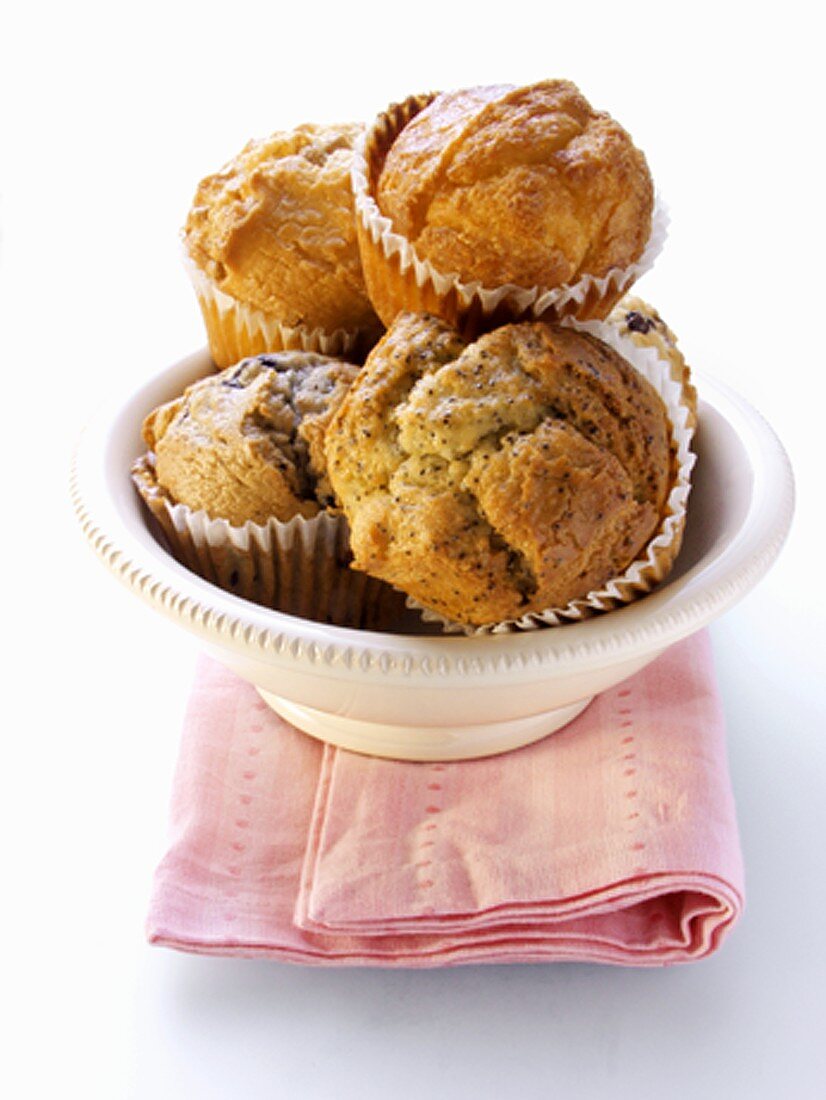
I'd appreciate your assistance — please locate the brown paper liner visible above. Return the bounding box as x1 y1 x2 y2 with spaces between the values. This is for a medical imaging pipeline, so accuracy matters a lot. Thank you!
131 456 408 630
353 93 668 337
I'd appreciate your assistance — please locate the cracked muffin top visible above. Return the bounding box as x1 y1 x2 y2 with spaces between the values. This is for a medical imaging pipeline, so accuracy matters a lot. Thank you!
141 352 359 525
376 80 653 291
184 123 381 337
325 312 673 625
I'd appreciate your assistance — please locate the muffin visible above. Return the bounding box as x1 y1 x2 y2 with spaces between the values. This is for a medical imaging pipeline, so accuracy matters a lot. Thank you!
140 352 357 523
609 295 697 430
132 352 404 628
325 309 694 629
353 80 665 334
184 123 383 367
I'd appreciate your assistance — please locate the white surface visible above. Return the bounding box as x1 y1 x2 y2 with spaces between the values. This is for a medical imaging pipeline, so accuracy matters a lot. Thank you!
3 3 825 1098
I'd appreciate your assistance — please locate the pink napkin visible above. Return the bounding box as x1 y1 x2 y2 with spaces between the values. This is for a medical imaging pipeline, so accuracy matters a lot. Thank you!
147 631 744 966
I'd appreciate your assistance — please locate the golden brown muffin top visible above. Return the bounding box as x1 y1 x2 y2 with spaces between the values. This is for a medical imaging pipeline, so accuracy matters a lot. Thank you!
184 123 381 336
326 312 672 625
143 352 359 525
376 81 653 290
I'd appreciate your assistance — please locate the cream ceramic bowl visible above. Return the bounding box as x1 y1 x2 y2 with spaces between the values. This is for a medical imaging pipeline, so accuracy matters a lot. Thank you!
72 349 794 760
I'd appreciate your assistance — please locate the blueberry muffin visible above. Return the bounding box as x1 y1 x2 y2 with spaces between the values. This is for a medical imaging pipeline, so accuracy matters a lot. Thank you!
139 352 359 524
609 296 697 430
131 351 412 628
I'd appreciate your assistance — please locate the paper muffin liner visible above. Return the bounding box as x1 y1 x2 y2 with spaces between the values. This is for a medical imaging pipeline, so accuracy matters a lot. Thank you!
182 249 363 369
352 92 669 335
407 314 697 635
131 456 407 630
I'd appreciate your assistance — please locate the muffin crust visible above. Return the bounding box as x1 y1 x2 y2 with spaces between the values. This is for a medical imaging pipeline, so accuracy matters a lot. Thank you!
184 123 380 336
376 81 653 291
143 352 359 525
326 313 672 624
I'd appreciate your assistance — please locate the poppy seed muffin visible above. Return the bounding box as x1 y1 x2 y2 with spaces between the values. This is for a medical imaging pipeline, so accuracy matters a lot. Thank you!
325 312 673 625
141 352 359 525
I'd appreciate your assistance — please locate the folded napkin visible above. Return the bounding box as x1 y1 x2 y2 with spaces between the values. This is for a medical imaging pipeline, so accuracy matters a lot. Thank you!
147 630 744 966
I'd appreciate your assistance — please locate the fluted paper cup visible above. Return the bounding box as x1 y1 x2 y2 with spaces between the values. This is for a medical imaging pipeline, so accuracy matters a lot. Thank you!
183 249 364 369
352 93 668 336
132 456 406 630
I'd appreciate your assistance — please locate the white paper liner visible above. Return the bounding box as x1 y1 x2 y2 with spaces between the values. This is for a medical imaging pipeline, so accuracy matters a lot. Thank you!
182 248 361 367
352 93 669 327
131 456 406 630
406 316 696 635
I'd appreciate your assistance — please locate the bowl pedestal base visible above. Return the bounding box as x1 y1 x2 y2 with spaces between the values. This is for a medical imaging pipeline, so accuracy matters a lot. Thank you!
256 691 593 761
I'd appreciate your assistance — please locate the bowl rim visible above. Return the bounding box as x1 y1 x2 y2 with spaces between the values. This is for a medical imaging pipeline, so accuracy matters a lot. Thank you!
71 348 794 685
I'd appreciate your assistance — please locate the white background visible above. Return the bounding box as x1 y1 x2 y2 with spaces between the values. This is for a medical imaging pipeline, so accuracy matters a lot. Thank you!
3 2 825 1097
